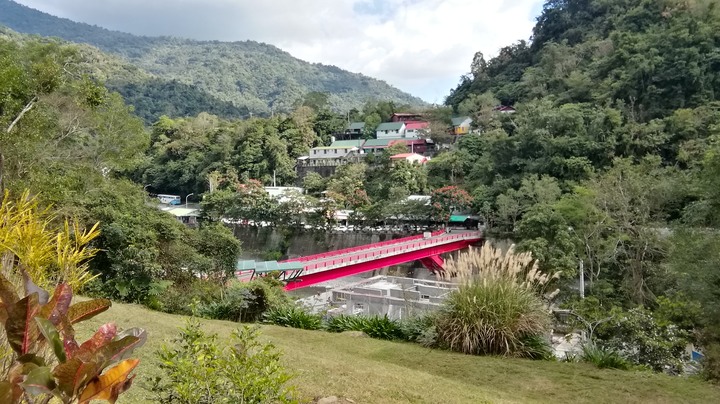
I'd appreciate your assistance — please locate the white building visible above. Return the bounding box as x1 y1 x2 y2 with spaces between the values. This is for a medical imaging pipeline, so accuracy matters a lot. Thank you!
389 153 430 165
376 122 406 139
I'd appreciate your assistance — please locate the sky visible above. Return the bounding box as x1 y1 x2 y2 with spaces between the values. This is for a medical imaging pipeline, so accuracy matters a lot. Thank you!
14 0 545 103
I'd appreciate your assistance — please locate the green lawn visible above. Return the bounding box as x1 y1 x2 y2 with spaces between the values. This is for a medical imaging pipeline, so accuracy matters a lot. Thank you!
76 300 720 403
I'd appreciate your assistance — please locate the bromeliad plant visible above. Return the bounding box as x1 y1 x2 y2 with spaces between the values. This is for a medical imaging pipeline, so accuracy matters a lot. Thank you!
0 273 146 403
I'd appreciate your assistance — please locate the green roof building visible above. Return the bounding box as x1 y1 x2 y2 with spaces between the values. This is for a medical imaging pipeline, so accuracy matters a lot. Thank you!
376 122 406 139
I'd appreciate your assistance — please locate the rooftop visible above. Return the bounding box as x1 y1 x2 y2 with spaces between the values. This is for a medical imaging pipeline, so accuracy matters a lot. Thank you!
451 116 471 126
405 121 429 130
390 153 425 159
363 138 396 147
347 122 365 131
164 207 200 217
330 139 365 148
313 145 359 150
376 122 405 131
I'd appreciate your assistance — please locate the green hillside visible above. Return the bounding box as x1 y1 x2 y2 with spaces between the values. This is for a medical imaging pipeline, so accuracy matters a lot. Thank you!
77 300 720 404
0 0 425 120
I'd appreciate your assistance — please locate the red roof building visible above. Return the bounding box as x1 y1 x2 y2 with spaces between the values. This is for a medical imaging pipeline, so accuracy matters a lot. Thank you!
389 153 430 165
405 121 429 130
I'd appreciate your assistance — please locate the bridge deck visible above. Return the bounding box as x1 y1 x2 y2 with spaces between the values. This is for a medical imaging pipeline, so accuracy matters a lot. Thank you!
277 230 482 290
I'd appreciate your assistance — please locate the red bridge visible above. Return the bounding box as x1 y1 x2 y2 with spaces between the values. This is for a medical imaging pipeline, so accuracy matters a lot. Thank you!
266 230 483 290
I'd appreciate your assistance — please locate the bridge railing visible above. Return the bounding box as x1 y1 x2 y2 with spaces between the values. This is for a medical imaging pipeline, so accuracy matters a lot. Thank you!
281 229 445 263
300 231 481 273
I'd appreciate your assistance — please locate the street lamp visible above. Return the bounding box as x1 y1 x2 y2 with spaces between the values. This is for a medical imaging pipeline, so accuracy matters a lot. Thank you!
185 193 194 207
143 184 152 192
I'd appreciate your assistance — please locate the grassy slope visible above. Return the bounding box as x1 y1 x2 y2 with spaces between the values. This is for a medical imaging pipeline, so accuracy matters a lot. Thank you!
76 301 720 404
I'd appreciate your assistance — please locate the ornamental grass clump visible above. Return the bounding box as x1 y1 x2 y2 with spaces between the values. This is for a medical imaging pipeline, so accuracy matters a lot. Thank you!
435 243 558 357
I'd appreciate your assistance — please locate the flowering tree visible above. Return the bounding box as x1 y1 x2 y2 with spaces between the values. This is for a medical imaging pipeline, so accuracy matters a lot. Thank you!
431 185 473 226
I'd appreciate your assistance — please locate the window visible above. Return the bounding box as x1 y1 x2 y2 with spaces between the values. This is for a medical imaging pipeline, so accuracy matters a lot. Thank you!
421 294 430 300
324 149 327 154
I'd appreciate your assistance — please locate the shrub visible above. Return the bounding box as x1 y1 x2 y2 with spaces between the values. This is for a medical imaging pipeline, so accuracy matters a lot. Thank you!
0 273 146 403
0 190 145 404
361 315 405 340
264 306 323 330
581 343 631 370
191 278 291 323
594 307 688 373
434 243 555 357
398 314 436 343
156 279 224 316
229 278 292 323
519 334 556 361
196 284 253 321
324 314 405 341
153 320 296 404
0 190 100 290
324 315 365 333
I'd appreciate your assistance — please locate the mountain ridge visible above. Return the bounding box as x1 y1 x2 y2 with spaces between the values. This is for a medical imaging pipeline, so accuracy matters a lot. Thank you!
0 0 425 120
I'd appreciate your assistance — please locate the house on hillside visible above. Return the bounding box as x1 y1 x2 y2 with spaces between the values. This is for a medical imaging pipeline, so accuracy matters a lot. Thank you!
451 116 472 135
390 153 430 165
404 121 429 139
391 112 424 122
162 207 200 227
362 138 395 154
362 138 431 155
345 122 365 135
376 122 406 139
295 142 365 182
493 105 516 113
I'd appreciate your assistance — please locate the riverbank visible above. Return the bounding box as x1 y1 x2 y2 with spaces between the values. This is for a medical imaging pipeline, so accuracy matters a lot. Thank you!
77 300 720 403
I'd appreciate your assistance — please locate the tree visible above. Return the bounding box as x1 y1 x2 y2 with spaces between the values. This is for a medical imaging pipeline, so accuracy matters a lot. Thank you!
326 163 367 208
191 223 242 282
302 172 326 196
362 113 381 139
430 185 473 226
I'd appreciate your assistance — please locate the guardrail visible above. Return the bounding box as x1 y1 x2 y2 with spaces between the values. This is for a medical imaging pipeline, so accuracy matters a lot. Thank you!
300 231 481 274
281 229 445 263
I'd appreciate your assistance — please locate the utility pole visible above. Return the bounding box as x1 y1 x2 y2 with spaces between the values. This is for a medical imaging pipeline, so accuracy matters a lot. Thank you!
579 259 585 299
273 170 277 187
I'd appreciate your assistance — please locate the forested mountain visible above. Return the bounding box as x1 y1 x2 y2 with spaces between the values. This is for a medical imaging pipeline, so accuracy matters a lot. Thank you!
429 0 720 378
0 0 425 121
447 0 720 121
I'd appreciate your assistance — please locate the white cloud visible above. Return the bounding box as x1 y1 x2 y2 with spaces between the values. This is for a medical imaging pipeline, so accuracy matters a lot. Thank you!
15 0 543 102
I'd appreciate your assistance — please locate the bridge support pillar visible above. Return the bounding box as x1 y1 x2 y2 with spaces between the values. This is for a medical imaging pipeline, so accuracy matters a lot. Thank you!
420 255 444 273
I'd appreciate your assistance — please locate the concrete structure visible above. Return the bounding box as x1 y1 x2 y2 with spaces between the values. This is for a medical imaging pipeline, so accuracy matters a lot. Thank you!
330 275 456 320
